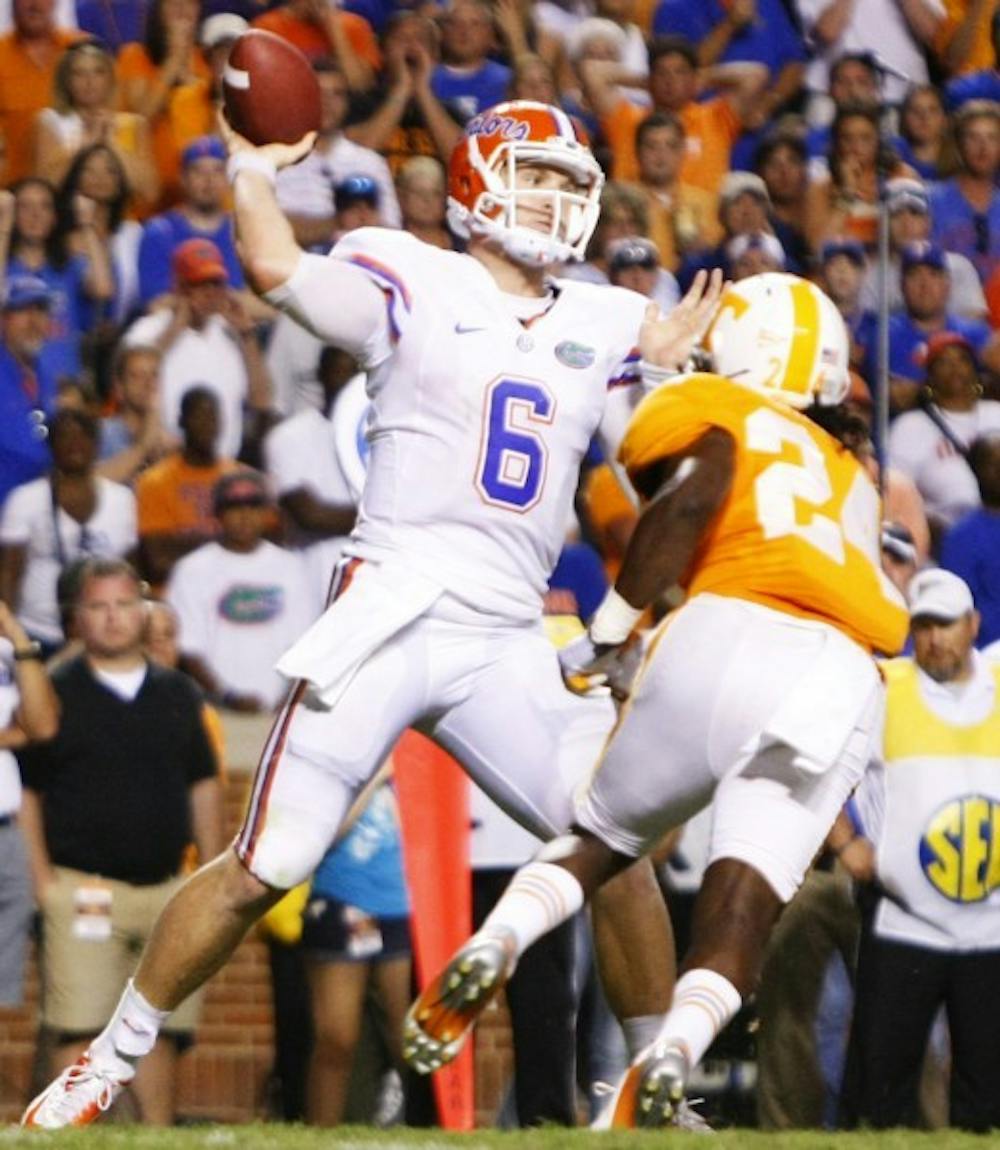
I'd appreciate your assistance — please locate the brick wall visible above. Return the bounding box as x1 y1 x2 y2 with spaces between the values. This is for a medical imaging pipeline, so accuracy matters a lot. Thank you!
0 715 514 1127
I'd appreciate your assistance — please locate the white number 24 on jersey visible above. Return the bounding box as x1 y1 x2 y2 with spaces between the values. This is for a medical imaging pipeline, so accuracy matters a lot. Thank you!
745 407 880 566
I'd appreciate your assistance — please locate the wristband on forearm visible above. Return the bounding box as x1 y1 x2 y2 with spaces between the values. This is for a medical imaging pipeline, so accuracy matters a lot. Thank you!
226 152 277 188
589 588 643 646
640 359 683 389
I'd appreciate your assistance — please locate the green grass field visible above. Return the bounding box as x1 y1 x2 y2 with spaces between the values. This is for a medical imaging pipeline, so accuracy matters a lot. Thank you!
0 1126 991 1149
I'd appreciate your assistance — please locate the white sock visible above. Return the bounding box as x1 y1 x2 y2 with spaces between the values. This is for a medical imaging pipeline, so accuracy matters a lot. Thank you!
480 861 585 957
652 969 742 1073
622 1014 666 1061
91 980 170 1071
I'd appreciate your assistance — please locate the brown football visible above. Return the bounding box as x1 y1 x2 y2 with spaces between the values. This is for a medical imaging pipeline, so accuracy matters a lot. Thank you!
223 30 321 146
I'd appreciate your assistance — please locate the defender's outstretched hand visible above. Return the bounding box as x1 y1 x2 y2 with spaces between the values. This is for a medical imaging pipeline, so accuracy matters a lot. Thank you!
559 631 642 702
217 110 317 171
639 268 725 374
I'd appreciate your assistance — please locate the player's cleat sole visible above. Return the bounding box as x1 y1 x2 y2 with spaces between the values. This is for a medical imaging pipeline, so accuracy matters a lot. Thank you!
402 931 515 1074
609 1046 689 1129
21 1052 131 1128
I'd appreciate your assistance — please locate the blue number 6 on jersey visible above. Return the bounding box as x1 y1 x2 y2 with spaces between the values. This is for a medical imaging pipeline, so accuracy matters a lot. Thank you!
476 378 554 511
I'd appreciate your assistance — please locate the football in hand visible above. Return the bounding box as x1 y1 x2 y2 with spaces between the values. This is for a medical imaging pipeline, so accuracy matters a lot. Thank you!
222 29 322 146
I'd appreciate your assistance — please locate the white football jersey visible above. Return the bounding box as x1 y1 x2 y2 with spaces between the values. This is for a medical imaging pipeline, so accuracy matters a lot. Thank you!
272 229 648 620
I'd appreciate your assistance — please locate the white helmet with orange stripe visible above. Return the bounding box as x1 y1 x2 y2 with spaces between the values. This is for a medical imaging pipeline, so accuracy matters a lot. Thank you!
703 273 850 409
447 100 604 267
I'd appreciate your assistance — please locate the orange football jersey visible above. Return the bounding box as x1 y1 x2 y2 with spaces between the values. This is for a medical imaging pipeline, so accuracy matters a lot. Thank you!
620 373 908 655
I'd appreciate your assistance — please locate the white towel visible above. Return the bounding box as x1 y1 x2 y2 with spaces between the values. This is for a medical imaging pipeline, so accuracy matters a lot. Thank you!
276 560 442 709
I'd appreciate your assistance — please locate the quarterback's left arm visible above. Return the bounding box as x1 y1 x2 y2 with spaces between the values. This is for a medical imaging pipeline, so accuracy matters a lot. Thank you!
560 428 735 694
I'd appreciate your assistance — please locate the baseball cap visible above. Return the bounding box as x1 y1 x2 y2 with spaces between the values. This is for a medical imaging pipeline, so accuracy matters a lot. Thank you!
173 238 228 286
213 470 270 514
924 329 978 369
335 175 379 212
181 135 227 169
880 521 917 566
2 273 52 310
886 177 930 216
908 568 975 621
820 237 866 267
608 236 660 273
726 231 785 268
720 171 770 206
901 240 947 274
201 13 249 49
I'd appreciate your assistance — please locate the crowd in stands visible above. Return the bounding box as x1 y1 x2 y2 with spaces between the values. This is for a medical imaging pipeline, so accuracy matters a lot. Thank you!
2 0 1000 1132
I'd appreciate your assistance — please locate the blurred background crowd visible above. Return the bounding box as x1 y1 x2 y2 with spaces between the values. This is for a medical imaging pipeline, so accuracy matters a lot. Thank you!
2 0 1000 1134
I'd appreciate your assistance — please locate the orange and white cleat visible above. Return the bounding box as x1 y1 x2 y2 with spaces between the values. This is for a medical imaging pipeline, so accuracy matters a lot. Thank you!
21 1051 132 1128
605 1045 703 1130
402 931 516 1074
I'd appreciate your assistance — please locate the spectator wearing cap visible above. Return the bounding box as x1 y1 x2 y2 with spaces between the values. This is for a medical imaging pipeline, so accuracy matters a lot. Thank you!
840 569 1000 1133
625 111 719 274
678 169 779 288
332 174 381 237
653 0 807 133
116 0 214 209
125 237 272 462
0 408 136 656
137 135 243 308
929 101 1000 287
859 179 987 322
888 329 1000 535
135 386 238 590
252 0 380 91
606 234 679 311
31 39 160 216
276 61 400 251
820 237 877 379
0 0 84 186
726 231 786 281
940 433 1000 648
166 469 312 713
580 34 766 191
881 522 920 596
870 241 1000 415
0 273 60 505
754 132 811 276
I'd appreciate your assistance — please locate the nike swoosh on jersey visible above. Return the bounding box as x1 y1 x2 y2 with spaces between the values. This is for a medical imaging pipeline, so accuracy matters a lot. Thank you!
454 322 488 334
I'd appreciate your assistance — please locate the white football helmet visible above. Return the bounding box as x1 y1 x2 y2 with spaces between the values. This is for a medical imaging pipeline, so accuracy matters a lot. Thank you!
447 100 604 267
703 273 850 409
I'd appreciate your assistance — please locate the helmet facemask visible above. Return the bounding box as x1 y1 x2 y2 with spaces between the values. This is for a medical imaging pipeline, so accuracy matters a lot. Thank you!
449 133 604 267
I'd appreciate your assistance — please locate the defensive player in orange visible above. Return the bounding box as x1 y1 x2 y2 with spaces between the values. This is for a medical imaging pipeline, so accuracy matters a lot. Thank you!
403 272 910 1128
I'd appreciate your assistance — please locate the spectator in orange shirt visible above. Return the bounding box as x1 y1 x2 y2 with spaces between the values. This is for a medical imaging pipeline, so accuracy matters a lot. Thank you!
0 0 83 187
580 34 766 194
116 0 214 210
253 0 379 92
935 0 998 77
135 385 237 591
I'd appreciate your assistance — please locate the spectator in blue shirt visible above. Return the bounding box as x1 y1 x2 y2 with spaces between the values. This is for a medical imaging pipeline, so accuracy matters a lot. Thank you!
137 136 244 308
941 433 1000 649
654 0 806 131
876 242 1000 414
431 0 511 124
929 101 1000 287
0 275 62 506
